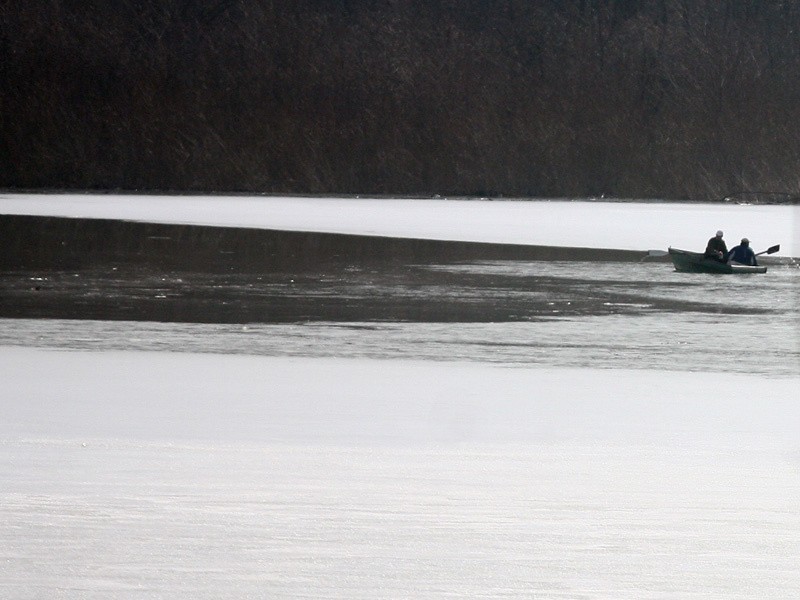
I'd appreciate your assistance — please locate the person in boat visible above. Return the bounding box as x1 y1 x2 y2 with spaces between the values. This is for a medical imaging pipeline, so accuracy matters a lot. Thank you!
728 238 758 266
704 230 728 262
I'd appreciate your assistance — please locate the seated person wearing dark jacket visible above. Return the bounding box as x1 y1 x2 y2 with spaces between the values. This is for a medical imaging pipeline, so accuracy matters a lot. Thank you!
728 238 758 266
705 230 728 262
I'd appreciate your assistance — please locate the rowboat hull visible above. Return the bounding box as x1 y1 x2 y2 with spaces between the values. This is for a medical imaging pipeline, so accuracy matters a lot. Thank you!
668 248 767 274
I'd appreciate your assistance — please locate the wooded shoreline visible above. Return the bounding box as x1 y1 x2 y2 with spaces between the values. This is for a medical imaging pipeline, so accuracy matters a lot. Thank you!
4 2 800 199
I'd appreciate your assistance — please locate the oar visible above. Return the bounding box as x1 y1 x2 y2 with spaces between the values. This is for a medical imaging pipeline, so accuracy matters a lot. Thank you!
756 244 780 256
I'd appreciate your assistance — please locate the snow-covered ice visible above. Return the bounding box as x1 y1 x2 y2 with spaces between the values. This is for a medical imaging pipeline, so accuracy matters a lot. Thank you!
2 347 800 598
5 347 799 447
1 193 798 255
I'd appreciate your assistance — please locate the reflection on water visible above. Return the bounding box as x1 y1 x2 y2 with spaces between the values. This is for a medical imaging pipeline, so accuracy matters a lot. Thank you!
1 260 798 376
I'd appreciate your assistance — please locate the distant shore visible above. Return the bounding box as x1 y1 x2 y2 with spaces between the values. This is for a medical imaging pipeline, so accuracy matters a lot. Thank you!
5 188 800 204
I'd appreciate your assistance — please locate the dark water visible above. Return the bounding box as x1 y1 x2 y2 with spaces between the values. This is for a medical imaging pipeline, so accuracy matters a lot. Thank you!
1 260 798 375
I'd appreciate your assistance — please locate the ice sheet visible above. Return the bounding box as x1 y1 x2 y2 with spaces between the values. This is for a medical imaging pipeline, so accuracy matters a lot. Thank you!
2 347 800 598
1 193 797 255
3 346 799 446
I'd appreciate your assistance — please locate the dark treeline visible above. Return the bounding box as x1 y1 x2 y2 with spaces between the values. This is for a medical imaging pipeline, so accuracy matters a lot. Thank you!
3 0 800 199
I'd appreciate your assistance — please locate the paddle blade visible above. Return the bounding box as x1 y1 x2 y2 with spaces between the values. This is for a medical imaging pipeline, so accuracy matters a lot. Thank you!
755 244 780 257
647 249 669 257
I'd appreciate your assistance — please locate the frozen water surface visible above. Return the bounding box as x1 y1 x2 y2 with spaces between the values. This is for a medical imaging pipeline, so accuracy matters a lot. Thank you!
2 195 800 598
1 192 798 255
2 350 800 599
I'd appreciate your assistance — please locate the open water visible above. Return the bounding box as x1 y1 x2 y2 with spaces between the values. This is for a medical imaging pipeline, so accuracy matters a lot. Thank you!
1 258 798 375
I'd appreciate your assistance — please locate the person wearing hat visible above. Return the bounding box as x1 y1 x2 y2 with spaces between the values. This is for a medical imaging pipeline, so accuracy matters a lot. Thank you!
704 230 728 262
728 238 758 266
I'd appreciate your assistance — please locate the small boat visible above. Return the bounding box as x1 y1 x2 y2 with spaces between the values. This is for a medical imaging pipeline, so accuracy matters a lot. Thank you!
668 248 767 274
